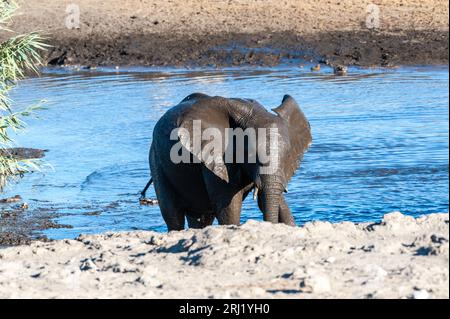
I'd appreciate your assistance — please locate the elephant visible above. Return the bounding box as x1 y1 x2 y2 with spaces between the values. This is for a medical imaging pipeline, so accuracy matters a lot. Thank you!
141 93 312 230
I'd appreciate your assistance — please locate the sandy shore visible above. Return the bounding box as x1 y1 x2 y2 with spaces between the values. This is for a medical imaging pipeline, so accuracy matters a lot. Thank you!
6 0 449 67
0 212 447 299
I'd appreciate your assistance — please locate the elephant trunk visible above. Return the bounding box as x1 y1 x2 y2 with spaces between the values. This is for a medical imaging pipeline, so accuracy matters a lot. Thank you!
260 189 281 223
257 175 284 223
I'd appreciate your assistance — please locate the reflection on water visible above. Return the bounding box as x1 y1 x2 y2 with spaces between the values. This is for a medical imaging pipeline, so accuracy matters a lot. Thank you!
5 65 449 239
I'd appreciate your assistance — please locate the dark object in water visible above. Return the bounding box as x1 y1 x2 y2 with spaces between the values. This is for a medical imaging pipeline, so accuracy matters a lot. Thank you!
139 198 159 205
48 51 67 66
334 65 348 76
0 148 47 159
83 211 102 216
0 195 22 203
311 64 321 71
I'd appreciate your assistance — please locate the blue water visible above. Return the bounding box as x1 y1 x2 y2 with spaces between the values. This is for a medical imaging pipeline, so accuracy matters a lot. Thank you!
4 65 449 239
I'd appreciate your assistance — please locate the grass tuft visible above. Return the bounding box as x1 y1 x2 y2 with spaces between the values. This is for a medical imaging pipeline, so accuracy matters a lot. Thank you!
0 0 48 190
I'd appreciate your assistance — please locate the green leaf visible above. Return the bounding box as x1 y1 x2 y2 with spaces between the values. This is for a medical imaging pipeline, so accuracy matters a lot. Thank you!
1 0 48 190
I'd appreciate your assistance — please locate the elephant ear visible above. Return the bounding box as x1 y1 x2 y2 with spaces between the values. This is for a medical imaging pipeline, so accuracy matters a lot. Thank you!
272 95 312 181
177 100 230 183
180 92 210 103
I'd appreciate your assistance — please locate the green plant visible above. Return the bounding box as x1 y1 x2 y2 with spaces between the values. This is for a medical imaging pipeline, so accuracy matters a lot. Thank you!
0 0 47 190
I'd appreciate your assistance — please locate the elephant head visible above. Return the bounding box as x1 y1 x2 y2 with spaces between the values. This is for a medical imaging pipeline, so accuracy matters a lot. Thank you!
176 93 312 224
246 95 312 223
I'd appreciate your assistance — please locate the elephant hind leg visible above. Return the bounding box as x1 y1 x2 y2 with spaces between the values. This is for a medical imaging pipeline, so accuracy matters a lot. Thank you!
152 168 185 231
186 214 215 229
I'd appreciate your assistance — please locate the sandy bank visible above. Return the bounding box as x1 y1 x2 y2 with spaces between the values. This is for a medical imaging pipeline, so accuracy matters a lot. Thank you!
6 0 449 67
0 212 448 299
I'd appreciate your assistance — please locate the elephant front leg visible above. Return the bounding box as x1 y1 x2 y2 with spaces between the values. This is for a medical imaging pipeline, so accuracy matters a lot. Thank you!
186 213 215 229
216 191 244 225
201 165 244 226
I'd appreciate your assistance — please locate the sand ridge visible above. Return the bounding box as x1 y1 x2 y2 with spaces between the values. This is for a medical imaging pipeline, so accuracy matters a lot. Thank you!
0 212 448 298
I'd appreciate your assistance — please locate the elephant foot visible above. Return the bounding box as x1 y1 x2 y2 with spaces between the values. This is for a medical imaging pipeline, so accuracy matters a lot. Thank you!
187 214 215 229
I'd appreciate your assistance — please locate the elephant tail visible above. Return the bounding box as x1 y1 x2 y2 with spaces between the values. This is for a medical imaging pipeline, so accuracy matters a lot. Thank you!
140 177 153 199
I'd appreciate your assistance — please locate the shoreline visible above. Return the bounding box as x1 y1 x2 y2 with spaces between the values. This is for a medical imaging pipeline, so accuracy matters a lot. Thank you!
0 212 448 298
41 30 450 68
5 0 449 68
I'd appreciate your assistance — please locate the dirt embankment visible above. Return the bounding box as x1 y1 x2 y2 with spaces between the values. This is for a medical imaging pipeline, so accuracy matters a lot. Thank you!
7 0 449 67
0 212 448 299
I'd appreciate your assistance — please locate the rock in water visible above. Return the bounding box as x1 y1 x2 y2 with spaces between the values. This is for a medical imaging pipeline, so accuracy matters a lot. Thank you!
0 148 47 159
0 195 22 203
333 65 348 75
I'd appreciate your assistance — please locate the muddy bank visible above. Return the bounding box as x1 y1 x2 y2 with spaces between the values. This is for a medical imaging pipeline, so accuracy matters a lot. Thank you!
0 199 71 246
0 212 448 298
7 0 449 67
0 148 66 246
41 30 450 68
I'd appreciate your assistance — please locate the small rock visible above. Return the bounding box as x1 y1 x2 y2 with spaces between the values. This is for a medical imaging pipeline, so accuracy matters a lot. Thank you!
30 272 42 279
382 212 417 230
80 258 97 271
325 256 336 263
215 290 232 298
146 235 164 245
430 234 448 244
292 267 307 278
361 244 375 252
299 271 331 293
20 203 29 210
282 247 295 257
364 264 388 282
412 289 429 299
137 267 161 287
249 287 266 296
